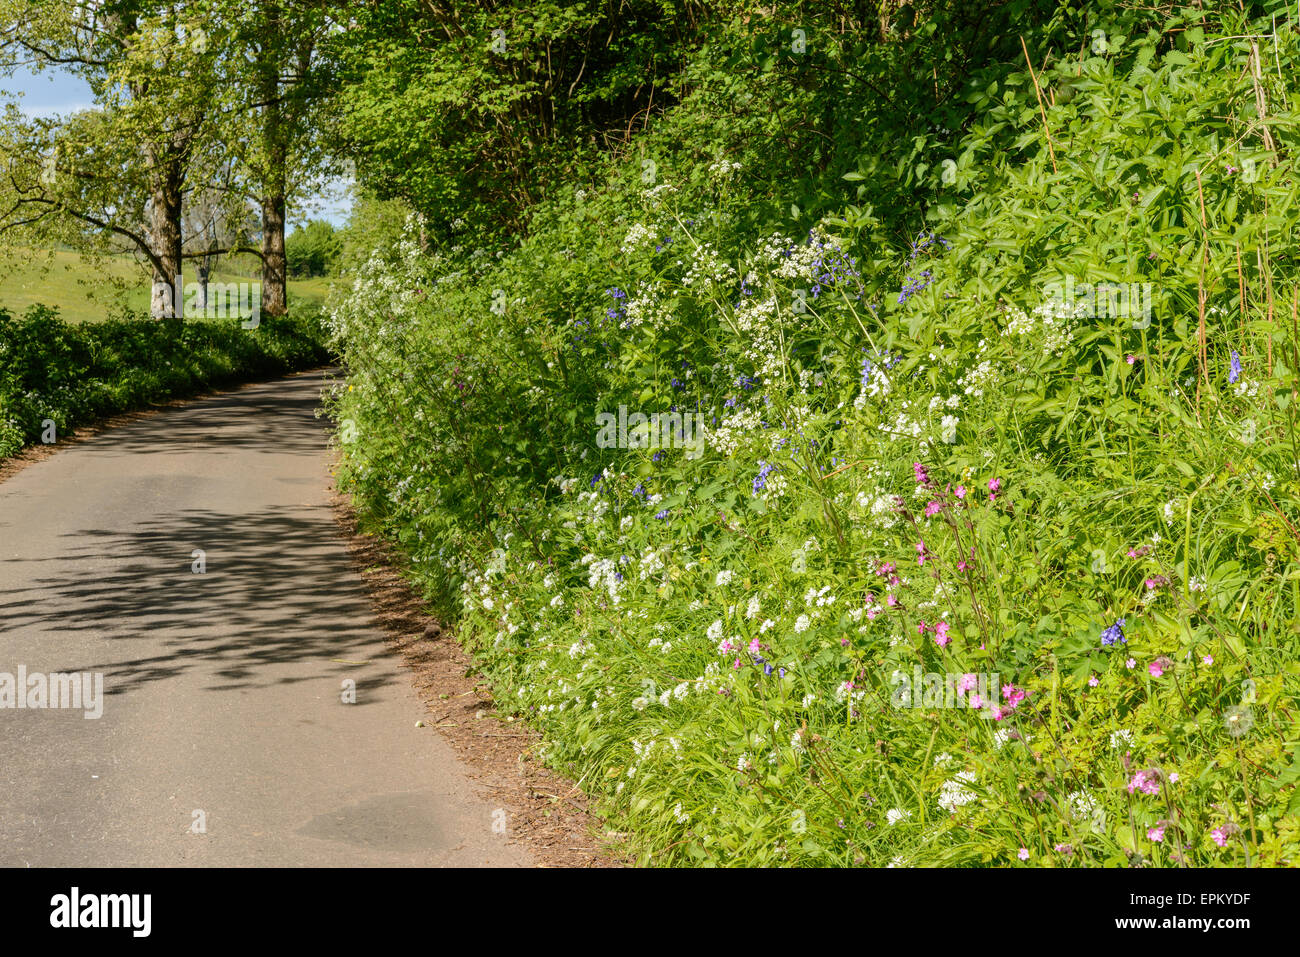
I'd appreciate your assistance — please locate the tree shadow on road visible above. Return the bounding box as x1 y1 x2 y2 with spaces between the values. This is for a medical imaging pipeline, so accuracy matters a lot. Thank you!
72 369 340 457
0 504 403 703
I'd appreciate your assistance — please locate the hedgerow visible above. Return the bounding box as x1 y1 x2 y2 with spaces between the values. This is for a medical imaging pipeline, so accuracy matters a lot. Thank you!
328 2 1300 866
0 305 330 458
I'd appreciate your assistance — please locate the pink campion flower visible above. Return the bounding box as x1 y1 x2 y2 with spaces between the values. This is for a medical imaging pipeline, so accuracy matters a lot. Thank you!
992 684 1026 720
1202 655 1213 666
993 686 1024 717
915 540 927 565
924 501 943 517
1127 769 1163 795
917 621 928 636
957 560 969 572
954 485 966 499
988 477 1001 493
1126 354 1138 365
1148 822 1167 842
934 621 951 648
748 637 761 655
957 673 978 693
1210 827 1228 848
970 693 984 709
876 562 896 577
886 593 899 608
1148 656 1173 678
1127 544 1150 558
1055 843 1074 855
913 462 930 485
866 606 882 620
733 657 743 670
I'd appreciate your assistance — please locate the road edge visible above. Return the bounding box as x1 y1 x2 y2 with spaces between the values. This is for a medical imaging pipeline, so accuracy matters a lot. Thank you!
328 485 627 868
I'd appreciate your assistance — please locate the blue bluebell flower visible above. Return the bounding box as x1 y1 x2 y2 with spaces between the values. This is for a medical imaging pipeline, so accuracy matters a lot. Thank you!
897 270 934 305
1100 618 1127 646
752 460 777 494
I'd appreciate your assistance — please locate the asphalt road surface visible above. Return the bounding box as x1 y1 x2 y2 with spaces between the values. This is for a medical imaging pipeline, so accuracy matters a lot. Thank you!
0 369 530 866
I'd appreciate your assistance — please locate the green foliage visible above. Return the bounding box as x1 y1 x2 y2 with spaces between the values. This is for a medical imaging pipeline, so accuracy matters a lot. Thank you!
0 304 329 458
329 1 1300 866
286 219 342 277
331 0 727 239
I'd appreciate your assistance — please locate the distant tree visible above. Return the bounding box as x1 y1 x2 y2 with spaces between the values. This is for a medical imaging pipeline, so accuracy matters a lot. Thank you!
183 148 259 310
285 218 340 277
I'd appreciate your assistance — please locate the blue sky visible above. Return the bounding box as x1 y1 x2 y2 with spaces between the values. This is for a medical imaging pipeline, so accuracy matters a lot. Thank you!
1 64 351 225
0 64 95 118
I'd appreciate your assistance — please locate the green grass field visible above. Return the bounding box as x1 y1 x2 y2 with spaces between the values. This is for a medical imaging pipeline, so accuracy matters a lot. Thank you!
0 248 334 323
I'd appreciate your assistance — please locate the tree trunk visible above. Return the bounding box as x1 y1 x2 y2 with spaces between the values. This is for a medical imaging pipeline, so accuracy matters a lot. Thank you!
147 153 185 319
258 9 289 320
260 191 287 317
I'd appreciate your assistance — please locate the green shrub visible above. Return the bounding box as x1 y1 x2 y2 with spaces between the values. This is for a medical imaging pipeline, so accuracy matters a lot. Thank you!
0 304 330 458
